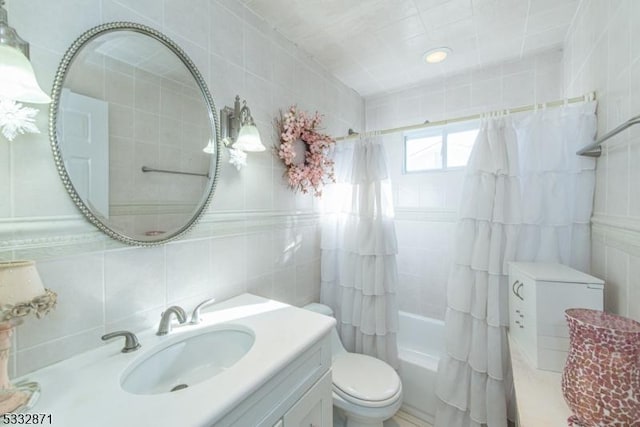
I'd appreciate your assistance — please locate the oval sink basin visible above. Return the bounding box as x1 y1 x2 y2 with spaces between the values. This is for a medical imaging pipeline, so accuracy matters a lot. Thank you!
121 326 254 395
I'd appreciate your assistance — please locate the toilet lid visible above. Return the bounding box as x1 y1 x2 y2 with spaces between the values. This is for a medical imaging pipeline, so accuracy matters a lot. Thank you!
332 353 401 405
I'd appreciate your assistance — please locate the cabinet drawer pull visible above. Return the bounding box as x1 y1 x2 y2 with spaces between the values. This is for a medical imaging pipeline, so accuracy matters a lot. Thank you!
512 280 524 301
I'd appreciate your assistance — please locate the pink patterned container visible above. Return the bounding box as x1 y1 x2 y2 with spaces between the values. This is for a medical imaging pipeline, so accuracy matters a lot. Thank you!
562 308 640 427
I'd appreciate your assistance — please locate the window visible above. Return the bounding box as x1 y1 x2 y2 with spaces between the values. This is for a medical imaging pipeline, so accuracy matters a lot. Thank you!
404 122 479 172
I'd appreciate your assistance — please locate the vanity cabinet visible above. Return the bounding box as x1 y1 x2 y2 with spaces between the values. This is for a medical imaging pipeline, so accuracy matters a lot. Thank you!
216 331 333 427
282 371 332 427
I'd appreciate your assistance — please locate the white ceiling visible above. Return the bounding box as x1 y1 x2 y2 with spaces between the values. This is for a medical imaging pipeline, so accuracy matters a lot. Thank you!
244 0 581 97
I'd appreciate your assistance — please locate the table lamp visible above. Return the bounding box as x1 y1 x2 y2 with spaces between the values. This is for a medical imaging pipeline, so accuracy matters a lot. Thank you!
0 261 57 414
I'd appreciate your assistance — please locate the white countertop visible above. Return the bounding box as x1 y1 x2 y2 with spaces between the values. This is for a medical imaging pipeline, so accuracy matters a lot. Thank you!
18 294 335 427
509 334 572 427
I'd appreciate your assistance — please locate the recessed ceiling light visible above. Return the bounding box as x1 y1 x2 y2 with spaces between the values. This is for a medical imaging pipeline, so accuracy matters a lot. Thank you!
423 47 452 64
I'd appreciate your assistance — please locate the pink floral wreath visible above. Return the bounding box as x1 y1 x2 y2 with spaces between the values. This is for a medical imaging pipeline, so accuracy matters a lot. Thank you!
277 106 336 197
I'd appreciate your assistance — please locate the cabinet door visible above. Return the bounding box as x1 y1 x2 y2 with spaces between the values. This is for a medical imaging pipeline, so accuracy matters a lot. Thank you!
509 274 526 342
283 371 332 427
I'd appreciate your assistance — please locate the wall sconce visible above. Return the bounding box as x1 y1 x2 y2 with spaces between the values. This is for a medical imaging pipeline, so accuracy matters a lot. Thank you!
203 95 264 169
0 0 50 104
0 1 50 142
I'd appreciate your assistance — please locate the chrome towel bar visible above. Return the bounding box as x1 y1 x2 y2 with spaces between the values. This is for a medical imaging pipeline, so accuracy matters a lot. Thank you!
141 166 209 178
577 114 640 157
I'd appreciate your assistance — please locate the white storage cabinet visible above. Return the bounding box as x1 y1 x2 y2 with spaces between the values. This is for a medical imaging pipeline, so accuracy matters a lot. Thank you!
508 262 604 372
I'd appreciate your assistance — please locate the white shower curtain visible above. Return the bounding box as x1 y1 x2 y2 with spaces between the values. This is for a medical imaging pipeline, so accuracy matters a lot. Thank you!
435 102 597 427
320 136 399 368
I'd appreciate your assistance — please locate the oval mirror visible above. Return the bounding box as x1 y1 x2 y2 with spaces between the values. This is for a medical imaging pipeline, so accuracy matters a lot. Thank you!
50 22 220 245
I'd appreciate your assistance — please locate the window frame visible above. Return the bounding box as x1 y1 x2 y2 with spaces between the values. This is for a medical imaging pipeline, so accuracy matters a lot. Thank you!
403 120 480 174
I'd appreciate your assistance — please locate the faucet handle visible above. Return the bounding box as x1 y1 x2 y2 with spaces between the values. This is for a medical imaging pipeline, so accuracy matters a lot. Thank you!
102 330 141 353
190 297 217 324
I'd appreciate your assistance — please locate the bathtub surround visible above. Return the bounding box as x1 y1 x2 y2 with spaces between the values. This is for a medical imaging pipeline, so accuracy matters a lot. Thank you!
321 136 399 368
366 49 564 322
0 0 364 377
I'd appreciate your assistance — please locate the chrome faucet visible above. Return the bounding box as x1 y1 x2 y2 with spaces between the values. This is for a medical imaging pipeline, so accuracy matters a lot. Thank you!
190 297 216 324
101 331 141 353
157 306 187 336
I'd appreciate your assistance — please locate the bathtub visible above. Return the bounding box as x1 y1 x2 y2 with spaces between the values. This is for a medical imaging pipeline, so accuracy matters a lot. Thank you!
397 311 445 424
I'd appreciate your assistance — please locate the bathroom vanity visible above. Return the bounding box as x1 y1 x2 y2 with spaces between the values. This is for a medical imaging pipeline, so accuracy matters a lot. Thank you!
16 294 335 427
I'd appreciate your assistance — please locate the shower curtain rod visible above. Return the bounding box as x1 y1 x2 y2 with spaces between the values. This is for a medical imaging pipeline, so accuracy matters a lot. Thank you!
336 92 596 142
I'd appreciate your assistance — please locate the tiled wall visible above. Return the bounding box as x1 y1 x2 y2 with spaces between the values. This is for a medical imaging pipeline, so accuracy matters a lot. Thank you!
564 0 640 321
2 0 363 376
365 49 565 320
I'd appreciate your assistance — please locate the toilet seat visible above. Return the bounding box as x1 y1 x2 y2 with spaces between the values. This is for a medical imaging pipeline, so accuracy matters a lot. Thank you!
332 353 402 408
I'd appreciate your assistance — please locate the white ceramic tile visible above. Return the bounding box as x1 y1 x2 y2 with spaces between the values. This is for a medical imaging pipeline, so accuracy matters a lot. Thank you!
0 143 11 218
11 128 79 217
244 165 273 210
590 234 605 282
210 235 247 288
246 273 273 299
630 137 640 217
628 255 640 322
526 2 580 35
166 239 212 302
605 246 629 316
244 231 275 279
105 0 164 25
8 0 101 55
445 84 471 113
211 2 244 67
105 304 165 334
16 327 104 376
272 267 297 305
164 0 210 49
471 77 502 108
535 66 563 104
104 247 166 323
295 260 320 306
244 25 272 81
17 254 104 349
502 71 535 107
605 144 629 216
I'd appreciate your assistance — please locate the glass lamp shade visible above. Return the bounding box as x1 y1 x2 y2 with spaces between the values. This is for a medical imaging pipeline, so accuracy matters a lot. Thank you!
0 45 51 104
233 124 265 152
202 139 215 154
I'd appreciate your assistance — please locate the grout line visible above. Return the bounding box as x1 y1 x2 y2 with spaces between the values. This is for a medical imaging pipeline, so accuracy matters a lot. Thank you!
520 0 532 59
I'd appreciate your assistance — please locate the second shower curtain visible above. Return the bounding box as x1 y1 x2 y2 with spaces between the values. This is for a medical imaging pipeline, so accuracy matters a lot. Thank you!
320 135 399 368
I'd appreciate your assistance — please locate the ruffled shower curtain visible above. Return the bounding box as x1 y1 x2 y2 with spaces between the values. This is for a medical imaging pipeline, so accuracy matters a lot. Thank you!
435 102 597 427
320 136 399 368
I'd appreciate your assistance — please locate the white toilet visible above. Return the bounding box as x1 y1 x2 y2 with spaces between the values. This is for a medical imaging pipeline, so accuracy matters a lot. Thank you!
304 303 402 427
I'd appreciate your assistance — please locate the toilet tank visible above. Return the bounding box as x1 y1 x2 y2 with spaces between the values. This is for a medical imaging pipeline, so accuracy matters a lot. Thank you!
303 303 345 356
304 303 334 317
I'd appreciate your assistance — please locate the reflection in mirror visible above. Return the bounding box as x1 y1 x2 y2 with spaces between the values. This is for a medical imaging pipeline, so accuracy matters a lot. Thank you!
51 23 219 245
